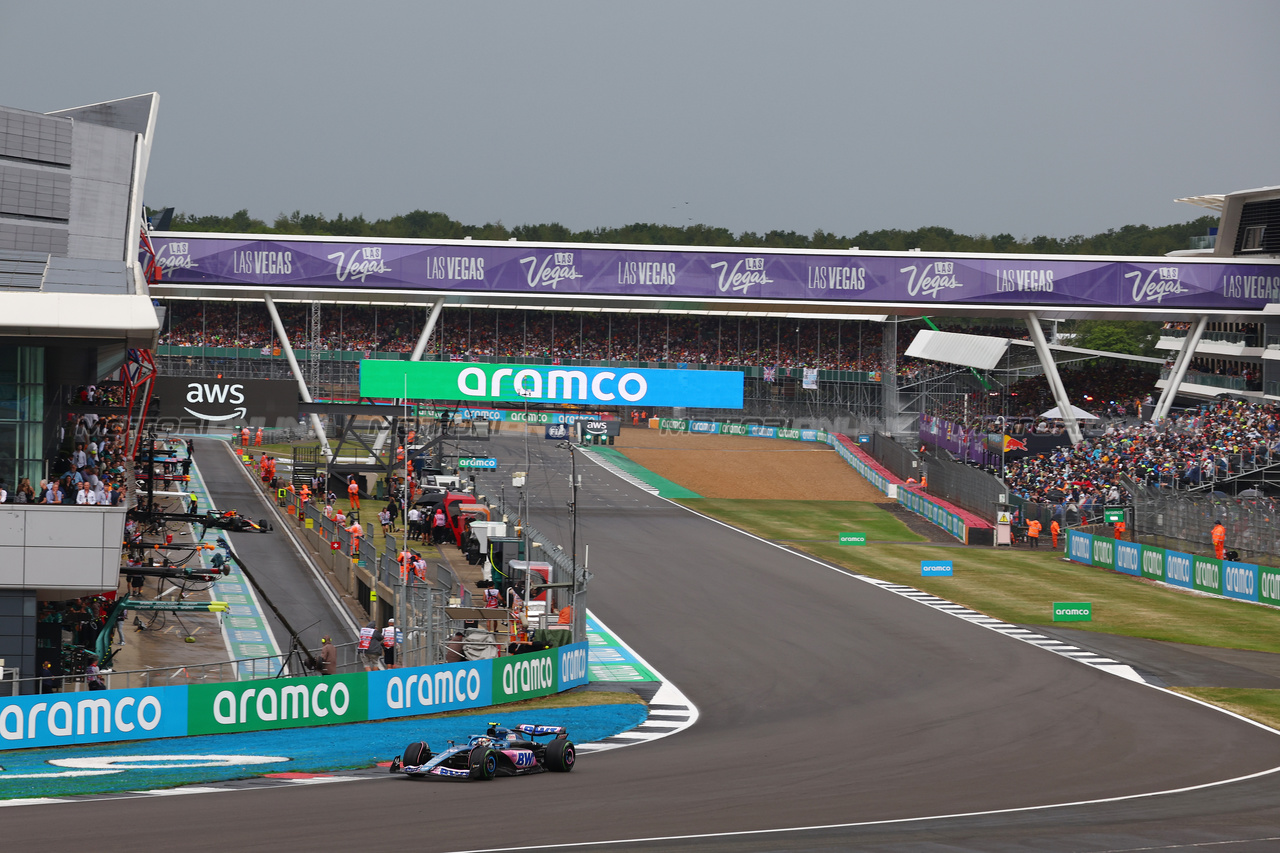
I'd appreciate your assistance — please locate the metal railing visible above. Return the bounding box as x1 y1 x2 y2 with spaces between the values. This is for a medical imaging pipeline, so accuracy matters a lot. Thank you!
2 641 376 695
1160 368 1251 392
1161 329 1255 345
280 480 473 664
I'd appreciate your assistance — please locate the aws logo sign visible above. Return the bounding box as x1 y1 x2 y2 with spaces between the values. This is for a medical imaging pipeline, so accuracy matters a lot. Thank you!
183 382 247 422
154 377 298 428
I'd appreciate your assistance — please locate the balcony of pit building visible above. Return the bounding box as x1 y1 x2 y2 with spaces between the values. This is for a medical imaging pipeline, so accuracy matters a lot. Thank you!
0 504 129 690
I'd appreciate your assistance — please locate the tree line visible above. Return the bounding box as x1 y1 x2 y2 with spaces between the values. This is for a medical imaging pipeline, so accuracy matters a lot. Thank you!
161 207 1218 257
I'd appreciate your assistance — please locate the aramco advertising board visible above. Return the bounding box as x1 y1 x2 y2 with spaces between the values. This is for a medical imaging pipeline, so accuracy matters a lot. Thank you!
360 361 744 409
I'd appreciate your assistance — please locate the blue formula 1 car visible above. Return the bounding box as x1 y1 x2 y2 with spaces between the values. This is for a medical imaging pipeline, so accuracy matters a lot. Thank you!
389 724 576 780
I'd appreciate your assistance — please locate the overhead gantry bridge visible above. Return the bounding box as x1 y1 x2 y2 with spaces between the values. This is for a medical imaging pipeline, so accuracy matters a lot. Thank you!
147 232 1280 445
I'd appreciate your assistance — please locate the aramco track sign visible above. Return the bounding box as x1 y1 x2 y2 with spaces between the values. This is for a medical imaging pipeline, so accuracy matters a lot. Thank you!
360 361 744 409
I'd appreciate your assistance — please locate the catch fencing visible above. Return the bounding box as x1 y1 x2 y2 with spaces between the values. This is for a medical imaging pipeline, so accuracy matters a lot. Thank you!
919 448 1007 523
868 431 921 483
1130 482 1280 564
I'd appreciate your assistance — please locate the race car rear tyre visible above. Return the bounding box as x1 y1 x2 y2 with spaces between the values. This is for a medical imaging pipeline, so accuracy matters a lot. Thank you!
469 746 497 780
402 742 431 767
545 739 575 772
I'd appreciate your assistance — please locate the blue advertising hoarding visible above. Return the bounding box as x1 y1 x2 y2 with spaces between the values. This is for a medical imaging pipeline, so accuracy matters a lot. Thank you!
1222 560 1260 602
1114 541 1142 577
0 686 188 749
368 660 493 720
558 643 589 690
1164 549 1195 589
1067 529 1093 564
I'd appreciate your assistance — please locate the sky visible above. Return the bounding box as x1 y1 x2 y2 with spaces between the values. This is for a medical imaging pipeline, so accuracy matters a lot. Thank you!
3 1 1277 240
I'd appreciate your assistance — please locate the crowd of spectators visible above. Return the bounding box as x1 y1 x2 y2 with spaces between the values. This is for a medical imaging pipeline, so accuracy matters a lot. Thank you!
1157 321 1264 388
1003 399 1280 508
158 301 1035 376
925 363 1160 435
1185 357 1262 387
3 409 131 507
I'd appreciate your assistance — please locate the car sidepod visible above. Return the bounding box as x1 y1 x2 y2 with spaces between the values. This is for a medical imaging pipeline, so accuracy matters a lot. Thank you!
496 747 543 776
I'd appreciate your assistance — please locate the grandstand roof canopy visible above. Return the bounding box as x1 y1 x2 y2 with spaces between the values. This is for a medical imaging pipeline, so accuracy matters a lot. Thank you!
1040 405 1100 420
1175 195 1227 212
906 329 1166 373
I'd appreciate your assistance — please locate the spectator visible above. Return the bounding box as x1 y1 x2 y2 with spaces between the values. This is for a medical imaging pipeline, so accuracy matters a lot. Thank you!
85 654 105 691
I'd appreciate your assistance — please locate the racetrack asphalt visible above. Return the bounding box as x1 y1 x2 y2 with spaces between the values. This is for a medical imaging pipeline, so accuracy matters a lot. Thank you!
5 431 1280 851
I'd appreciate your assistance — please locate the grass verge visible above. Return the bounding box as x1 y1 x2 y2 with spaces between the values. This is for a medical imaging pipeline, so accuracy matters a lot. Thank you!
1171 688 1280 731
682 499 1280 653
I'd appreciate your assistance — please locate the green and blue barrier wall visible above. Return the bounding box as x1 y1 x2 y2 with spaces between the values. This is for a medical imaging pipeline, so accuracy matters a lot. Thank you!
0 643 587 750
653 417 828 443
1066 529 1279 607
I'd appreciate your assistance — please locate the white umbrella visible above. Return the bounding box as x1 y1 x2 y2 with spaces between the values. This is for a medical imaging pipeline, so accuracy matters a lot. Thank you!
1039 405 1100 421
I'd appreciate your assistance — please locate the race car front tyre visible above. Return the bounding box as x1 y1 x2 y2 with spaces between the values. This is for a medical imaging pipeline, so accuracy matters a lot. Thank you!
403 742 431 767
469 746 498 780
545 739 575 772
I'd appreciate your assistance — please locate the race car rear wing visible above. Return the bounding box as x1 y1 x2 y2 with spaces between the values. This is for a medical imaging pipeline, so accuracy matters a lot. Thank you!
515 724 567 738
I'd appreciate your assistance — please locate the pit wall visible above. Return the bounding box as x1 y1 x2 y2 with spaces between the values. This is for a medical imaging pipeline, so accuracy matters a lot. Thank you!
648 418 980 544
0 643 587 750
1065 529 1280 607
